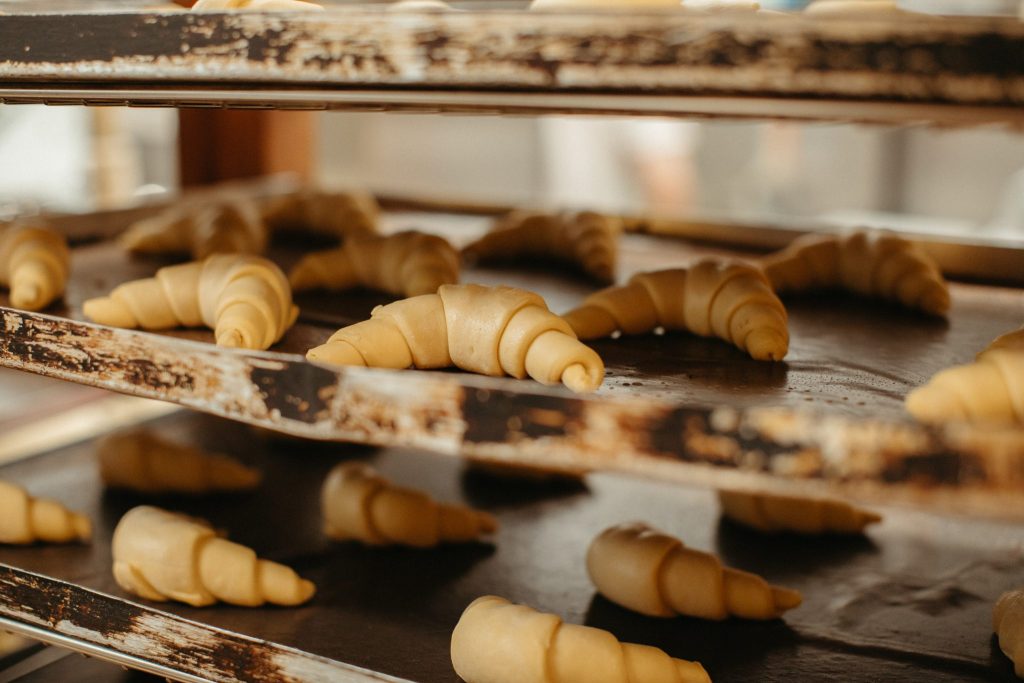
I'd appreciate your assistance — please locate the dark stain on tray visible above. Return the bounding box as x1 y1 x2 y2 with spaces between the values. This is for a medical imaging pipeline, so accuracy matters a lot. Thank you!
462 388 583 443
250 361 335 422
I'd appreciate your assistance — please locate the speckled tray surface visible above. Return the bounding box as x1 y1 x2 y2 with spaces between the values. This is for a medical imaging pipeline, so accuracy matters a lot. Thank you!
0 412 1022 681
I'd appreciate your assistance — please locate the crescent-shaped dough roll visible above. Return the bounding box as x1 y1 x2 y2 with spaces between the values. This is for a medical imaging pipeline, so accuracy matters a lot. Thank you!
762 230 949 316
587 522 801 620
905 348 1024 425
83 254 298 350
192 0 324 9
321 462 497 547
289 230 460 297
97 430 261 494
112 506 315 607
120 189 375 259
0 480 91 545
451 596 711 683
463 211 620 284
307 284 605 392
987 325 1024 355
995 588 1024 677
0 220 70 311
120 199 266 259
261 188 378 241
718 491 881 535
562 261 789 361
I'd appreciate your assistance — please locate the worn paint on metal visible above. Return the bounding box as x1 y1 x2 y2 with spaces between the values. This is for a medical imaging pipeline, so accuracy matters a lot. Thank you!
0 12 1023 108
0 566 406 683
1 306 1022 518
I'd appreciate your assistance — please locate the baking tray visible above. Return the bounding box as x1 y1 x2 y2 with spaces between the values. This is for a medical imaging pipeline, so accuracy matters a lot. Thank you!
1 10 1024 126
1 204 1023 518
0 411 1021 682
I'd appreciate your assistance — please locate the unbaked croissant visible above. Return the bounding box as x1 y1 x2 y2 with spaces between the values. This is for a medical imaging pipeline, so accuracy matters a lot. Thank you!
905 347 1024 425
112 505 315 607
994 588 1024 677
761 230 949 316
988 325 1024 354
97 430 261 494
0 219 70 311
463 211 620 284
321 462 496 547
119 199 266 259
562 261 789 361
451 595 711 683
307 284 604 392
120 189 376 259
587 522 801 620
0 480 91 544
718 490 881 535
192 0 324 9
83 254 298 350
289 230 460 297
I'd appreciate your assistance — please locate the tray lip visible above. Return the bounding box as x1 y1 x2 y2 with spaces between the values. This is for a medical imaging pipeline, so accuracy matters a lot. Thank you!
3 303 1024 521
0 563 411 683
3 10 1024 123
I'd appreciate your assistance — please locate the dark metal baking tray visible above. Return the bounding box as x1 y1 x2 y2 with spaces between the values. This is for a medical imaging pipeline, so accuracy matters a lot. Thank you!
0 203 1022 518
1 10 1024 125
0 412 1021 682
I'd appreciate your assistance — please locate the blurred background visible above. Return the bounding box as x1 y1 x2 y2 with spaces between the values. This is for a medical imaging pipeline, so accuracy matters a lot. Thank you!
2 105 1024 240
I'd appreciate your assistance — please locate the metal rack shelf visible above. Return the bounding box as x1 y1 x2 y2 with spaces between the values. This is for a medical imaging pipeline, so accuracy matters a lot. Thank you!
1 204 1022 519
1 10 1024 124
0 413 1020 682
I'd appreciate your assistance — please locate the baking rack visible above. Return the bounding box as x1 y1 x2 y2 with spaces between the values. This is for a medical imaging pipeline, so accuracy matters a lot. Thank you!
0 6 1022 683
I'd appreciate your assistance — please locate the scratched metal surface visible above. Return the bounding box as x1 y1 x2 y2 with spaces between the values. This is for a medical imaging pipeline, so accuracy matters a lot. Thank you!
1 209 1023 518
0 413 1021 682
0 11 1023 125
25 209 1024 419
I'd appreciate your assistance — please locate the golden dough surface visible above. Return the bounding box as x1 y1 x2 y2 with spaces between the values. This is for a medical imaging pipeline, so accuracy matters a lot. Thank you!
451 595 711 683
307 284 604 392
586 522 801 620
321 462 496 547
112 505 314 607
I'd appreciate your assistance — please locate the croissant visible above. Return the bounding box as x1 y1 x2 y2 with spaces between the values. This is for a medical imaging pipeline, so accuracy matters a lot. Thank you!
97 430 261 494
121 189 375 259
988 325 1024 354
562 261 789 361
0 480 91 544
261 188 379 241
451 596 711 683
307 284 604 392
112 506 315 607
587 522 801 620
83 254 298 350
119 199 266 259
0 220 70 311
905 348 1024 425
761 230 949 316
289 230 460 297
463 211 620 284
192 0 324 9
994 588 1024 677
718 490 881 535
321 462 496 547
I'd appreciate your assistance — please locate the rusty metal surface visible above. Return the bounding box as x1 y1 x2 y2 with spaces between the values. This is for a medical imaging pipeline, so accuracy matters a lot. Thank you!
0 421 1021 681
1 11 1024 123
0 209 1023 517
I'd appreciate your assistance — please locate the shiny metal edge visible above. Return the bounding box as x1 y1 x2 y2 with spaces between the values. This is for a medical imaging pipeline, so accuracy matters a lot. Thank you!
3 87 1024 126
0 616 212 683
